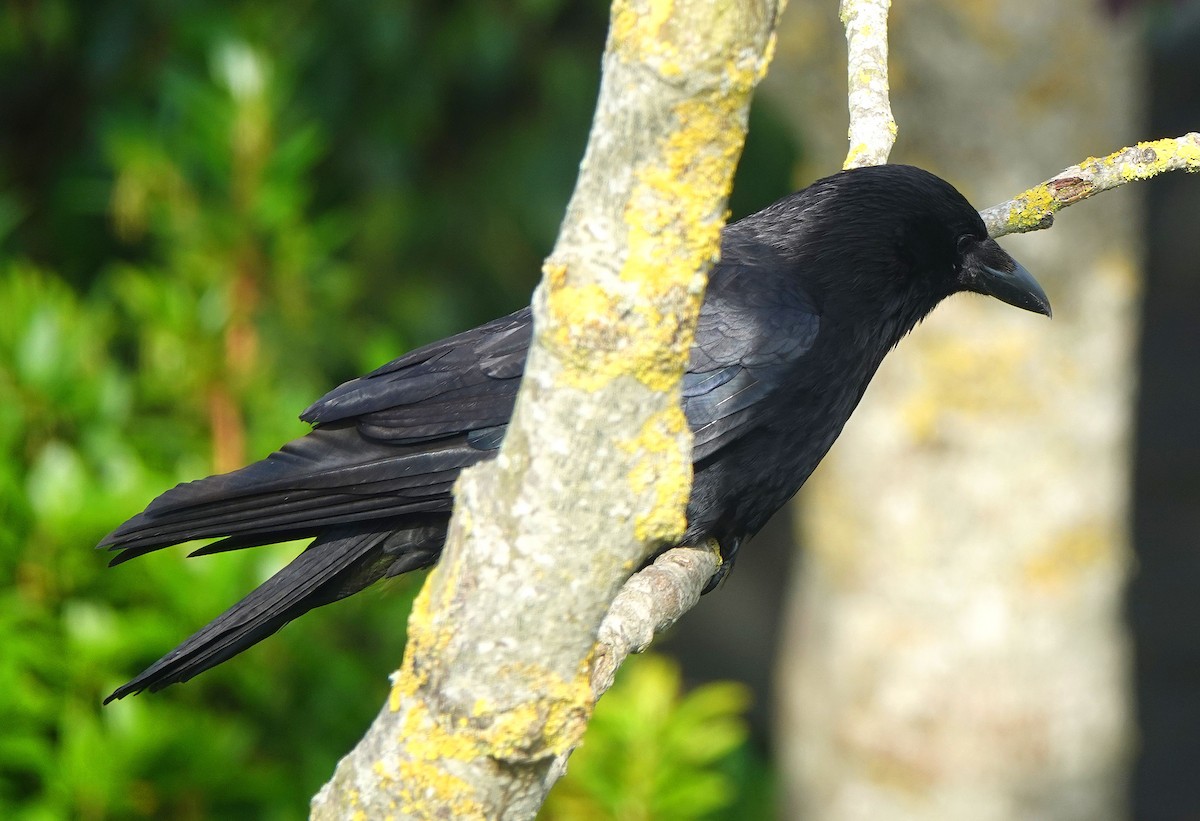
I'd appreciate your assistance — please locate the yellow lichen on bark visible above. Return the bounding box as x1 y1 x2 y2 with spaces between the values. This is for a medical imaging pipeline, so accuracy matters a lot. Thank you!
623 83 763 292
387 537 466 711
378 551 490 817
378 513 597 805
392 699 488 820
987 134 1200 236
379 654 595 819
844 142 873 168
544 83 762 394
542 277 693 393
611 0 776 80
1004 183 1058 231
543 2 776 393
1089 135 1200 181
840 0 896 168
469 659 595 759
622 405 692 541
380 581 594 818
610 0 682 75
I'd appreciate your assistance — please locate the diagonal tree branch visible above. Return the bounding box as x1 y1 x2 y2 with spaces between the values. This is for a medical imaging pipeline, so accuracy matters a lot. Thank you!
310 2 782 818
542 543 722 784
981 133 1200 238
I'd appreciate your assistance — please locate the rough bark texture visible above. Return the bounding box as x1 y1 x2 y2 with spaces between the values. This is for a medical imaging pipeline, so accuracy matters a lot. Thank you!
769 2 1142 819
310 2 780 818
543 544 721 785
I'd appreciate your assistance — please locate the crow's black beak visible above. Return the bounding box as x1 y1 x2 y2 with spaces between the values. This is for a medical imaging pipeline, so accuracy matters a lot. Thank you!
960 238 1052 317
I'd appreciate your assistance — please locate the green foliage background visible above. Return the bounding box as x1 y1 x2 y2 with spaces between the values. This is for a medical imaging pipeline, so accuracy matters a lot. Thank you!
0 1 798 817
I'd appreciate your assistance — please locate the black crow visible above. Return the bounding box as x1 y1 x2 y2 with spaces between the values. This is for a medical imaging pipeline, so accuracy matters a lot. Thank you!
100 164 1050 702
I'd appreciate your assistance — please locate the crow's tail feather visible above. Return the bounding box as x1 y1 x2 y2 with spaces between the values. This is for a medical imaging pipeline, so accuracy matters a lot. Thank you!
103 524 437 703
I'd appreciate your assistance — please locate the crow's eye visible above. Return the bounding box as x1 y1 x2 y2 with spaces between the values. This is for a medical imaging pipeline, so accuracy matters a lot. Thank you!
953 234 975 273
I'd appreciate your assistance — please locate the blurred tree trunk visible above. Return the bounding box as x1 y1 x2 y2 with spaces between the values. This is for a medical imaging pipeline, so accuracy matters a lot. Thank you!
768 3 1139 819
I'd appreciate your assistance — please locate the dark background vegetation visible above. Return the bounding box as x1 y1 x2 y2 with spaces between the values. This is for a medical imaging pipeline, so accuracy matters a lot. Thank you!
0 1 796 817
1130 5 1200 818
3 0 1199 818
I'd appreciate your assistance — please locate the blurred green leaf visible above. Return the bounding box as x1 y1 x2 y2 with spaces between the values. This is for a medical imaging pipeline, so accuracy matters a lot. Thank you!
542 654 755 821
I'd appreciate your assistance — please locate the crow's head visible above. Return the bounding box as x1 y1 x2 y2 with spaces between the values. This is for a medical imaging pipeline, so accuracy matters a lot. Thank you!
882 165 1052 318
844 164 1051 318
743 164 1052 324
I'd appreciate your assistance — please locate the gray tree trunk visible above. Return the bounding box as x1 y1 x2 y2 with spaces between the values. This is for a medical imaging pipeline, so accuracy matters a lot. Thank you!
770 2 1139 818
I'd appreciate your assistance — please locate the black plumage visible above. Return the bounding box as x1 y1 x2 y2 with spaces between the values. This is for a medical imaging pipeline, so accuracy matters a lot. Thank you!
99 164 1050 702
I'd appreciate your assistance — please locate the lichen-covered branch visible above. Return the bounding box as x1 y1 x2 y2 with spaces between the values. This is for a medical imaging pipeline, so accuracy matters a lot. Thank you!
841 0 895 169
542 544 722 784
310 2 782 819
590 543 721 696
981 133 1200 238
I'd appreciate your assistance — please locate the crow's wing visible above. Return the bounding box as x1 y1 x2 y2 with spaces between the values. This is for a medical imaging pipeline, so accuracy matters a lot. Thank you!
303 266 820 463
683 260 821 462
101 258 818 566
301 308 530 440
99 310 531 563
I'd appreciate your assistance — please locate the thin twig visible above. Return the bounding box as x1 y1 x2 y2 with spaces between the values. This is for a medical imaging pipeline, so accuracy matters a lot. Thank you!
982 133 1200 238
841 0 896 169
